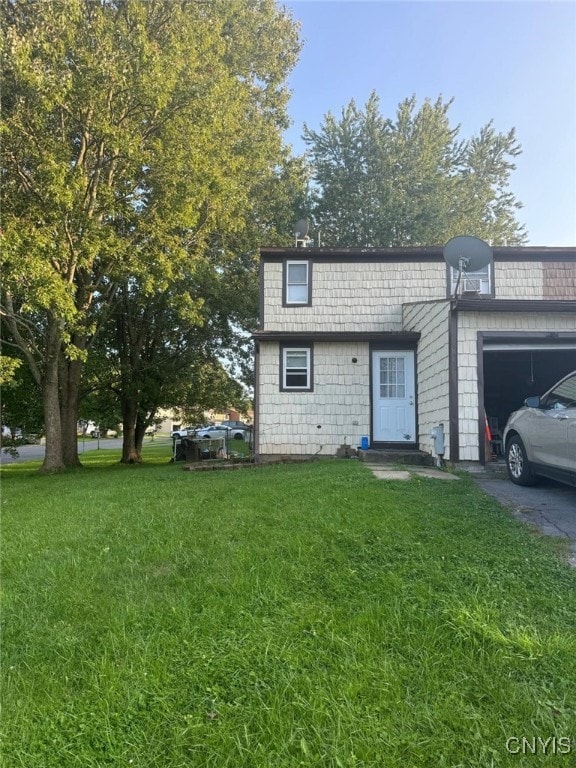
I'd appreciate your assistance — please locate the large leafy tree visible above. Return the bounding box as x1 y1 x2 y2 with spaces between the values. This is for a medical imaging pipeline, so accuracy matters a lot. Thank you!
89 271 250 464
303 92 526 247
81 154 308 464
1 0 301 471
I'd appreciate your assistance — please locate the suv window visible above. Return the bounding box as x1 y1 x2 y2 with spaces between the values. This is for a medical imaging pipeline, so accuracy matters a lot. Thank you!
544 374 576 409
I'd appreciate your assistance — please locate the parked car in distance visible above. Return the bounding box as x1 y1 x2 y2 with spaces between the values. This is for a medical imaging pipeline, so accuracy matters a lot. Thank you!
2 425 22 439
172 423 249 441
503 370 576 487
80 421 100 438
195 425 247 441
218 420 250 430
171 426 199 439
79 422 119 438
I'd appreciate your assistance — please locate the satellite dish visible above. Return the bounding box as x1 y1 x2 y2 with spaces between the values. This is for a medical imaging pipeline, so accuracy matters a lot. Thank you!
293 219 309 239
443 235 493 272
293 218 310 247
443 236 493 297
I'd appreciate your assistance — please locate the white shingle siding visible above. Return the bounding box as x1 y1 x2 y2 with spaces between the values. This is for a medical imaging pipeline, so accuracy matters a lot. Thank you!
259 252 574 461
403 301 451 458
264 261 446 332
258 341 370 455
494 263 544 299
492 261 575 300
456 312 576 461
263 260 575 330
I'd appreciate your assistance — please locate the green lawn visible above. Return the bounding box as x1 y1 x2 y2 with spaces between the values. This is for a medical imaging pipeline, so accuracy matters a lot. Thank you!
2 450 575 767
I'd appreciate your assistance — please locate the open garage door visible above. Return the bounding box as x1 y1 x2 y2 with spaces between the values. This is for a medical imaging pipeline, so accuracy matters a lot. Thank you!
482 342 576 455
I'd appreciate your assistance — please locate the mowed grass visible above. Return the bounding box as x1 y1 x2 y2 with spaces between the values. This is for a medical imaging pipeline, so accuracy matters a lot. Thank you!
2 450 576 767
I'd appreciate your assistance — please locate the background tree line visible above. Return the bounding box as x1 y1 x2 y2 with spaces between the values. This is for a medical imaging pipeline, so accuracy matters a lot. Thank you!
1 0 525 471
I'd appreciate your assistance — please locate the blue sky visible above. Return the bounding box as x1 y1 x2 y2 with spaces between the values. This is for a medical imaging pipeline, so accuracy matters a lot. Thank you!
281 1 576 246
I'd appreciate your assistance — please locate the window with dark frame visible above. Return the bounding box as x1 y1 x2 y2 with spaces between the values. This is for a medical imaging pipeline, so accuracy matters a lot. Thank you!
281 346 312 391
285 260 309 304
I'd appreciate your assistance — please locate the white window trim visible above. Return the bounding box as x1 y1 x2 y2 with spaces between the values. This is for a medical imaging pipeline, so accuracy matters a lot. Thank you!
281 346 312 391
285 260 310 305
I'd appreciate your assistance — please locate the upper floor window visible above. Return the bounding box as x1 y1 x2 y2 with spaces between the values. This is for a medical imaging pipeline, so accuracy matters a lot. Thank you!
283 260 311 306
449 264 492 296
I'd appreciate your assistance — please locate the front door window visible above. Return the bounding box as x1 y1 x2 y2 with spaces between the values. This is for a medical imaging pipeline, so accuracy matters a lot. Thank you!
372 351 415 442
380 356 406 399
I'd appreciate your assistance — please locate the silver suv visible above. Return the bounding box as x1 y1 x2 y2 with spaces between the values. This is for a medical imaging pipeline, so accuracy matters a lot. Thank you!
503 370 576 487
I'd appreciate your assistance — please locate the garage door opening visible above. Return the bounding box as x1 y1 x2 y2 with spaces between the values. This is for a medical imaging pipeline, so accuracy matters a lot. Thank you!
483 347 576 448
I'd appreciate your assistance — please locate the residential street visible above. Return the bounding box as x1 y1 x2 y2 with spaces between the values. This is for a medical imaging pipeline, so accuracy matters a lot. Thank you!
0 438 126 465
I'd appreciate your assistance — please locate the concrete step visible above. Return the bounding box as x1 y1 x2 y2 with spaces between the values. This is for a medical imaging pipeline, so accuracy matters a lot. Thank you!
359 448 435 466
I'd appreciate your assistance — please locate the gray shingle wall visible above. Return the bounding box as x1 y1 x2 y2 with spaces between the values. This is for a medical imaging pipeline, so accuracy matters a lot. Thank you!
258 341 370 455
263 260 568 332
403 301 451 458
264 261 446 332
542 262 576 299
259 256 574 459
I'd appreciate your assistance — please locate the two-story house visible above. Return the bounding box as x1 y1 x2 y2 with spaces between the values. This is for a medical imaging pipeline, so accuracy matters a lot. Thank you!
253 246 576 465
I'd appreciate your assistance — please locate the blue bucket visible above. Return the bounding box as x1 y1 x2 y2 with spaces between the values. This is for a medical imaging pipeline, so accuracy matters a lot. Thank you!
361 436 369 450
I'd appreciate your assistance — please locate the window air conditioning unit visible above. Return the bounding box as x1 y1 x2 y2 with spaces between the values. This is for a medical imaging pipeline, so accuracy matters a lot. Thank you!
462 277 481 293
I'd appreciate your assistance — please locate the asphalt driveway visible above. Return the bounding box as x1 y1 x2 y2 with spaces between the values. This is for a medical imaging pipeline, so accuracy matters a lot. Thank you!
474 468 576 566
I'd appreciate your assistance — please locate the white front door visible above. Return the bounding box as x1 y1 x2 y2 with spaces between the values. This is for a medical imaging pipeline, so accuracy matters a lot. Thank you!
372 351 416 443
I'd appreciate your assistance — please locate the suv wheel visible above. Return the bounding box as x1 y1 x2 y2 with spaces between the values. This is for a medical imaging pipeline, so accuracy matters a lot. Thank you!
506 435 537 486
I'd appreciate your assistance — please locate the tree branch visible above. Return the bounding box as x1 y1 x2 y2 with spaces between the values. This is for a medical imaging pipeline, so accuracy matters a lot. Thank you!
63 217 78 284
0 296 43 385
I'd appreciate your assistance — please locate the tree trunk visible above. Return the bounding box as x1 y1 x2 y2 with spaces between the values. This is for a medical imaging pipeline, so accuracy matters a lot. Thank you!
120 398 141 463
134 412 148 454
41 329 66 473
60 355 83 468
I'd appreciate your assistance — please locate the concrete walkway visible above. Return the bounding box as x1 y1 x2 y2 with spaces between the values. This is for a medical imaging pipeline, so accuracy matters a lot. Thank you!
362 463 460 482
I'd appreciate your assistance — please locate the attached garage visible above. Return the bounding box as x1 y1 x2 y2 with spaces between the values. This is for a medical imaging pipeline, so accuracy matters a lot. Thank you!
478 331 576 464
450 300 576 465
483 344 576 433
